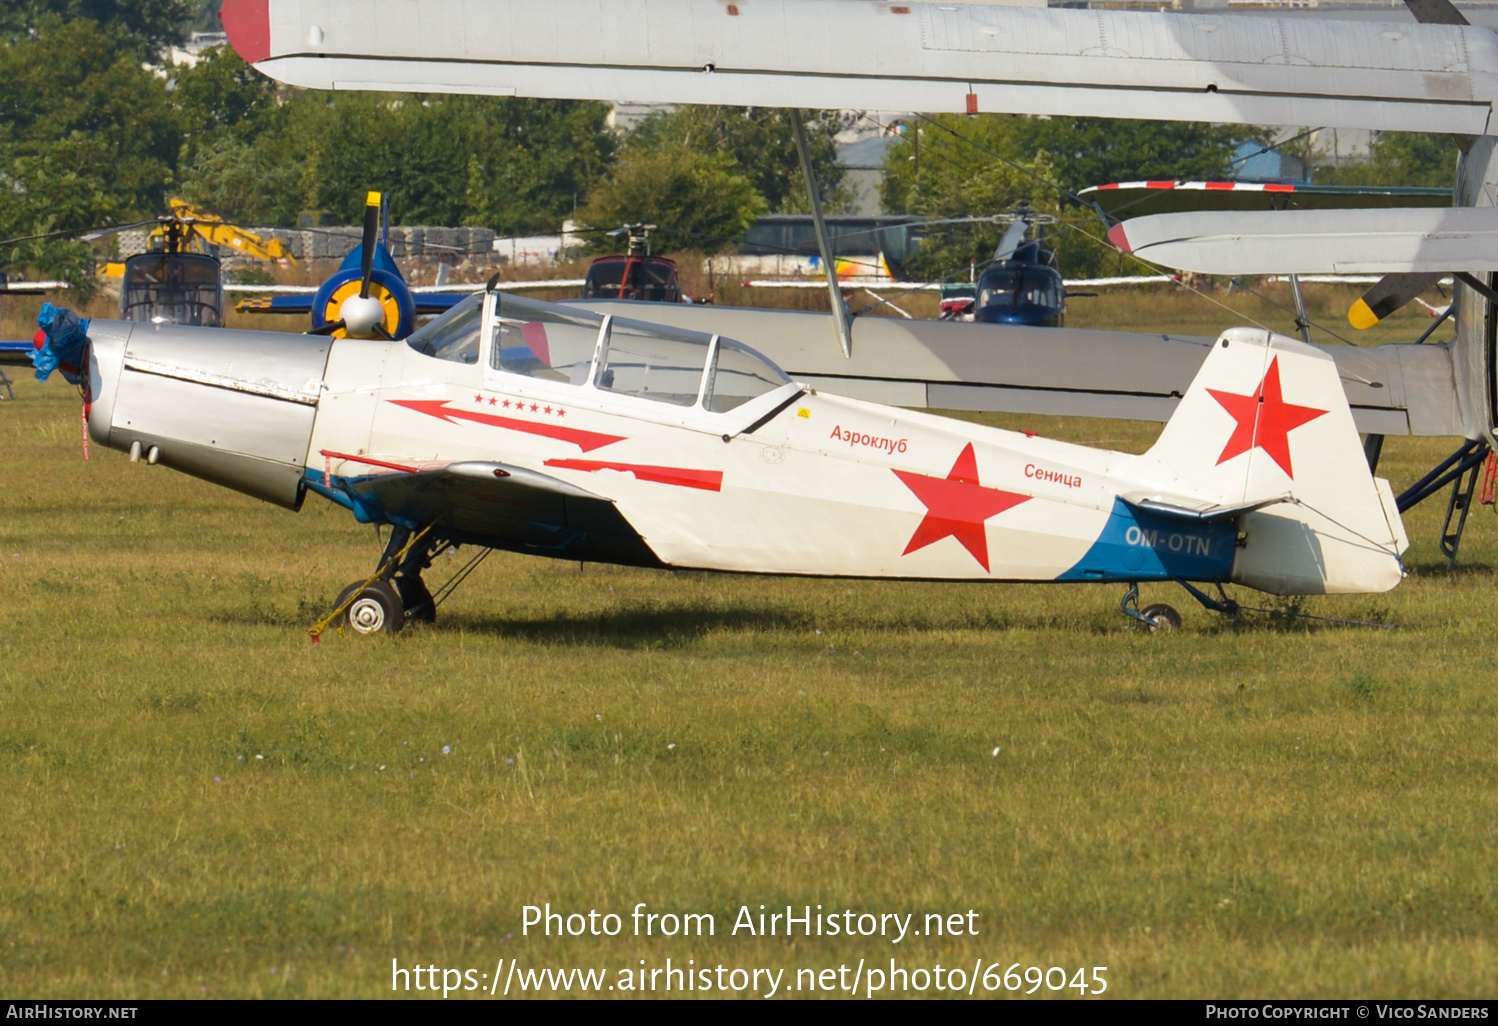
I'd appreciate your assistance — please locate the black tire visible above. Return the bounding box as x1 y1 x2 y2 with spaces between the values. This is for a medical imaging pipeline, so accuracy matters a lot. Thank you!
336 579 405 635
1140 603 1182 632
395 574 436 624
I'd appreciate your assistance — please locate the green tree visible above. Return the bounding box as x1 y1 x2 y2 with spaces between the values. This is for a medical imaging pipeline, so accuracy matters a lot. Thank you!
576 146 767 251
173 44 280 148
185 0 221 34
0 1 192 55
177 85 616 233
627 106 848 215
0 18 181 289
1312 132 1458 188
176 136 303 225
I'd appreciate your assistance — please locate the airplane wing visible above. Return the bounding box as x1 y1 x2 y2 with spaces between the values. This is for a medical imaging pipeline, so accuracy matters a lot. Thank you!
569 299 1462 438
236 292 470 316
1108 207 1498 275
221 0 1498 134
1082 182 1454 218
320 460 663 566
0 339 34 365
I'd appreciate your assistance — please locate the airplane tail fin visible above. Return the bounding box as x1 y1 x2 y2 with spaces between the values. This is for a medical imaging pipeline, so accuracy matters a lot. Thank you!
1142 327 1407 594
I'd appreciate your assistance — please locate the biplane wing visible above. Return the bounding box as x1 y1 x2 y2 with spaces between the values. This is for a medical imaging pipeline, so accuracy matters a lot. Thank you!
236 290 468 317
223 0 1498 134
571 300 1463 438
1082 182 1454 219
1108 207 1498 275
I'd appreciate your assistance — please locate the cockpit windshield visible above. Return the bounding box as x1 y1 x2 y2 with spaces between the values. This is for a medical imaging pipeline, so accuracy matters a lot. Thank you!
976 266 1062 315
120 253 224 327
406 292 484 363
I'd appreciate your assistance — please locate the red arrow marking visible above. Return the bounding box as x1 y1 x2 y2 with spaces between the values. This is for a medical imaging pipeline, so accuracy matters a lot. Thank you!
545 458 723 492
390 399 625 453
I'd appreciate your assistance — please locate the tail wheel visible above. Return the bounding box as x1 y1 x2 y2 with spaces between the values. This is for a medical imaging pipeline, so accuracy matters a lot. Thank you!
336 580 405 635
1139 603 1182 632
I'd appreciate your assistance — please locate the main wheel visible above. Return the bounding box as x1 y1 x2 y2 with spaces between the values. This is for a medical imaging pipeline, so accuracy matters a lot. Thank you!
395 574 436 624
335 580 405 635
1139 603 1182 632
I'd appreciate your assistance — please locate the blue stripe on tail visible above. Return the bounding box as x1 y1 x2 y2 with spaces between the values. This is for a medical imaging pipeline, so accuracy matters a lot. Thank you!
1059 498 1236 582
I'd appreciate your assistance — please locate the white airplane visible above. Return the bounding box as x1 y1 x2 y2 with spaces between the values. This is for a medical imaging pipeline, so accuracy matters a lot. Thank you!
214 0 1498 571
29 0 1465 633
35 285 1404 634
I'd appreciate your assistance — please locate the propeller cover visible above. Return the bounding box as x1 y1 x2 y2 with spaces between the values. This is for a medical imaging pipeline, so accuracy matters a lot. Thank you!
340 293 387 335
312 267 416 338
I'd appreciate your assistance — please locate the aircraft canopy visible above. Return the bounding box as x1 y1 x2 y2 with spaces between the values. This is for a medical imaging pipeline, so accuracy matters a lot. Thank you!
410 292 791 414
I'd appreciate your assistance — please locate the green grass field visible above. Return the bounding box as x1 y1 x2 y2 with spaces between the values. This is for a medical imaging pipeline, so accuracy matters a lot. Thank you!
0 288 1494 999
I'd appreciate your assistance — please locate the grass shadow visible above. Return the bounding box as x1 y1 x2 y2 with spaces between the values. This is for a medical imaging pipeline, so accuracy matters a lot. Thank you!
1401 559 1498 579
446 603 814 648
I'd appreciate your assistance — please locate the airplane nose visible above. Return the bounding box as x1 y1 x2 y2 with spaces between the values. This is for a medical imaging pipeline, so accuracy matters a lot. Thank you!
87 320 331 509
339 293 386 336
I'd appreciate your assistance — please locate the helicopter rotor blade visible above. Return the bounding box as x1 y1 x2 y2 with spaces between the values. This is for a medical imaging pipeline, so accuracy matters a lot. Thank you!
993 220 1030 262
0 218 159 249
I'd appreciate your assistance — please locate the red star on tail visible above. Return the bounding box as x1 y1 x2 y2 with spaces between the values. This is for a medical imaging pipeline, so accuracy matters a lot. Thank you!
1206 356 1327 479
892 443 1030 572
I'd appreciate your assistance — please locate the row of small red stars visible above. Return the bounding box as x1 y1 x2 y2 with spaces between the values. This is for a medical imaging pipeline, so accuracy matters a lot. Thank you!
473 393 566 416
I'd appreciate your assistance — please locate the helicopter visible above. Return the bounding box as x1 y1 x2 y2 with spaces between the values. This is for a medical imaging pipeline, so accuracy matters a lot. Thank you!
112 199 294 328
0 199 293 331
579 224 695 305
956 214 1070 329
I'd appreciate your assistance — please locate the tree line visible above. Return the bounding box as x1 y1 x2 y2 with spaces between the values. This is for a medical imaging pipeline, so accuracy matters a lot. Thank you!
0 1 1461 287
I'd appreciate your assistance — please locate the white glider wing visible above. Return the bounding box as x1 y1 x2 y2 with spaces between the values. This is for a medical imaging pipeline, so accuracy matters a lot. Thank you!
1108 207 1498 274
221 0 1498 134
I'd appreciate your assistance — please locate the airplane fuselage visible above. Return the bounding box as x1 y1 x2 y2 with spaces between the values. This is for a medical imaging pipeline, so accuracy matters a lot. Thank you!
80 294 1406 598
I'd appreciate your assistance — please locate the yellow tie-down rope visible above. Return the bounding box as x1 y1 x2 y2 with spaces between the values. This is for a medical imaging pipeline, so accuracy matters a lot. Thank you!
308 522 438 643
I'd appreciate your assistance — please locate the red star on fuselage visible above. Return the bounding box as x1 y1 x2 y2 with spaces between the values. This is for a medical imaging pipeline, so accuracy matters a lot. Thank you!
892 443 1030 572
1206 356 1327 479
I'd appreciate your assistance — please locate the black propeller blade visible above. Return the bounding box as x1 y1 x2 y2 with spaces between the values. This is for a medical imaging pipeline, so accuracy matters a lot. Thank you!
359 191 380 299
1345 4 1470 330
1349 272 1445 330
308 191 386 338
1403 0 1467 25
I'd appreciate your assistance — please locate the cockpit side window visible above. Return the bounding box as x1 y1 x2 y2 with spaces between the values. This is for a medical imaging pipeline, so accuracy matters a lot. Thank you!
488 293 604 384
594 320 711 406
704 338 791 412
406 293 483 364
1023 268 1060 308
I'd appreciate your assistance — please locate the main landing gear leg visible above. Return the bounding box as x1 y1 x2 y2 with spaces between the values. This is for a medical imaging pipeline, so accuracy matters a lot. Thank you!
390 529 438 624
333 524 441 636
1120 582 1182 632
